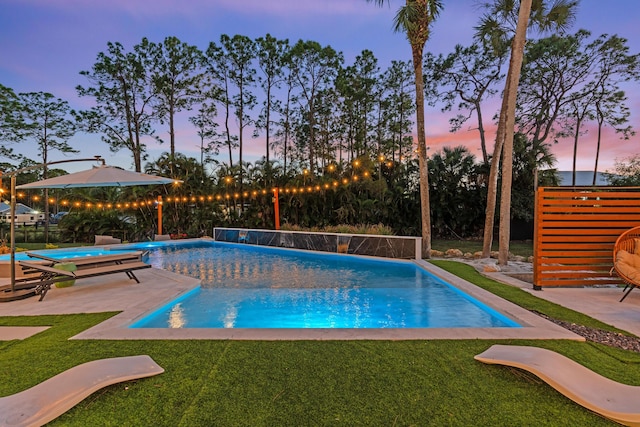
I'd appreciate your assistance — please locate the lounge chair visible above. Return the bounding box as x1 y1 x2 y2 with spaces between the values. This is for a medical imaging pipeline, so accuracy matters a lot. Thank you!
94 235 121 245
475 344 640 426
611 225 640 302
18 259 151 301
26 251 145 269
0 355 163 427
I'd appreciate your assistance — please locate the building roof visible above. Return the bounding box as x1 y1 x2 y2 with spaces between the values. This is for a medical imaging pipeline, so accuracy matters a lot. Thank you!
557 171 609 186
0 202 39 215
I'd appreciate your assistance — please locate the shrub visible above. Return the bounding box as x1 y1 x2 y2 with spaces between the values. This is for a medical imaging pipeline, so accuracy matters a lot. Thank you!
281 223 394 235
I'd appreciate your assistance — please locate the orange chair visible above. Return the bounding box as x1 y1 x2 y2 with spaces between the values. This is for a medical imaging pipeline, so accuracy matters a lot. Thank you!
611 225 640 302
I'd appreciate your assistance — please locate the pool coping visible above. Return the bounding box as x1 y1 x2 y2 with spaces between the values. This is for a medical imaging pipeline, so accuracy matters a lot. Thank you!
75 261 581 342
0 239 583 341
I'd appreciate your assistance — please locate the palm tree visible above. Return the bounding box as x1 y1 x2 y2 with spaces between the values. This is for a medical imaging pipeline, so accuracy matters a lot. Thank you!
366 0 443 258
476 0 577 264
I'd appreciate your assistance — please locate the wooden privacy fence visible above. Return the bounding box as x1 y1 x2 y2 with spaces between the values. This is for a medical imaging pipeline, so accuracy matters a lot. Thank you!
534 187 640 289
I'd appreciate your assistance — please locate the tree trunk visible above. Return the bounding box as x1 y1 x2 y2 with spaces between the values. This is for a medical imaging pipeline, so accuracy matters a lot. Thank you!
482 76 511 258
498 0 532 266
481 115 505 257
224 79 233 168
412 45 432 258
593 118 603 186
43 164 49 244
133 135 142 172
169 101 175 176
266 84 271 164
571 116 583 186
475 100 489 166
169 101 176 159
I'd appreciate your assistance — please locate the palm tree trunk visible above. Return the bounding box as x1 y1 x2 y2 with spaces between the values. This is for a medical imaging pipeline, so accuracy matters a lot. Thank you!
498 0 532 265
482 66 513 258
481 104 506 257
413 46 432 258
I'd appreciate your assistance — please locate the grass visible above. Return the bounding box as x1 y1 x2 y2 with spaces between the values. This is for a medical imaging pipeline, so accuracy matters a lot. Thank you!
14 242 93 251
2 261 640 425
281 223 395 235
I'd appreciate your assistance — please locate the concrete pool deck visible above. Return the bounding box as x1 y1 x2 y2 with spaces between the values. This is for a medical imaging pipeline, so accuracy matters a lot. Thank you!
3 258 631 342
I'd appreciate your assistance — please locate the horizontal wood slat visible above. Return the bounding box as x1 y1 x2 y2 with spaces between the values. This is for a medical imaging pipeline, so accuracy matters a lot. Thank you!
538 229 630 236
536 265 612 272
536 279 621 287
534 187 640 288
538 244 615 251
541 200 640 207
539 222 640 228
540 213 640 221
539 236 623 243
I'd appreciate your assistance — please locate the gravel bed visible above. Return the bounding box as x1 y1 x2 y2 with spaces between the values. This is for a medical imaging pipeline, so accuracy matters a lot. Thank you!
447 257 640 352
534 311 640 353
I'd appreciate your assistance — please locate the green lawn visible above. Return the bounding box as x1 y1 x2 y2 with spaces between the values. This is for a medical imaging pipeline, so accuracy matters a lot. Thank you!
1 262 637 425
14 242 93 251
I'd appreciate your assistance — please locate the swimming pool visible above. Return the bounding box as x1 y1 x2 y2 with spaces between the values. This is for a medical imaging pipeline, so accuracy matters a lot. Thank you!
130 242 520 329
0 247 133 262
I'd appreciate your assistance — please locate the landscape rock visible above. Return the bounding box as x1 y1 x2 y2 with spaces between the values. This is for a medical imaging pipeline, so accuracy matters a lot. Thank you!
429 249 444 257
482 264 501 273
445 248 464 258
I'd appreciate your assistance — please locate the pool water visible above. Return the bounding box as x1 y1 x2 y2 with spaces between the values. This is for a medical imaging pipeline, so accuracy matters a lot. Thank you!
130 242 520 329
0 247 138 261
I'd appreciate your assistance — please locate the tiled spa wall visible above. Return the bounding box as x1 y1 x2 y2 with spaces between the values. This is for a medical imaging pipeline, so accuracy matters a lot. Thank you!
213 228 421 260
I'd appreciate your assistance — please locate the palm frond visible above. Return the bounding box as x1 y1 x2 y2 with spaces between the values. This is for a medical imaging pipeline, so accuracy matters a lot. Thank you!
365 0 389 6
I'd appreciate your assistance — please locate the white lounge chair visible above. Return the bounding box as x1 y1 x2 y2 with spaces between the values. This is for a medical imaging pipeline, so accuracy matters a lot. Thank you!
475 344 640 426
0 355 164 427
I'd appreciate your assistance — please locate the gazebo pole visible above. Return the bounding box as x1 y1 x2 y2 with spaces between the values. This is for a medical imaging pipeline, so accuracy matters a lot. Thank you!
157 195 163 236
273 187 280 230
9 174 16 290
7 156 104 292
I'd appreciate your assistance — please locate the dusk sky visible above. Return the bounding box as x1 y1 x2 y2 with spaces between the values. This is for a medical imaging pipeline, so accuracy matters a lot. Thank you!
1 0 639 174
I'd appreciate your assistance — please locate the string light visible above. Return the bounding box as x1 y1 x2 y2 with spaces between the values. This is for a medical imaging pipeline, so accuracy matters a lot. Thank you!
11 167 382 212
